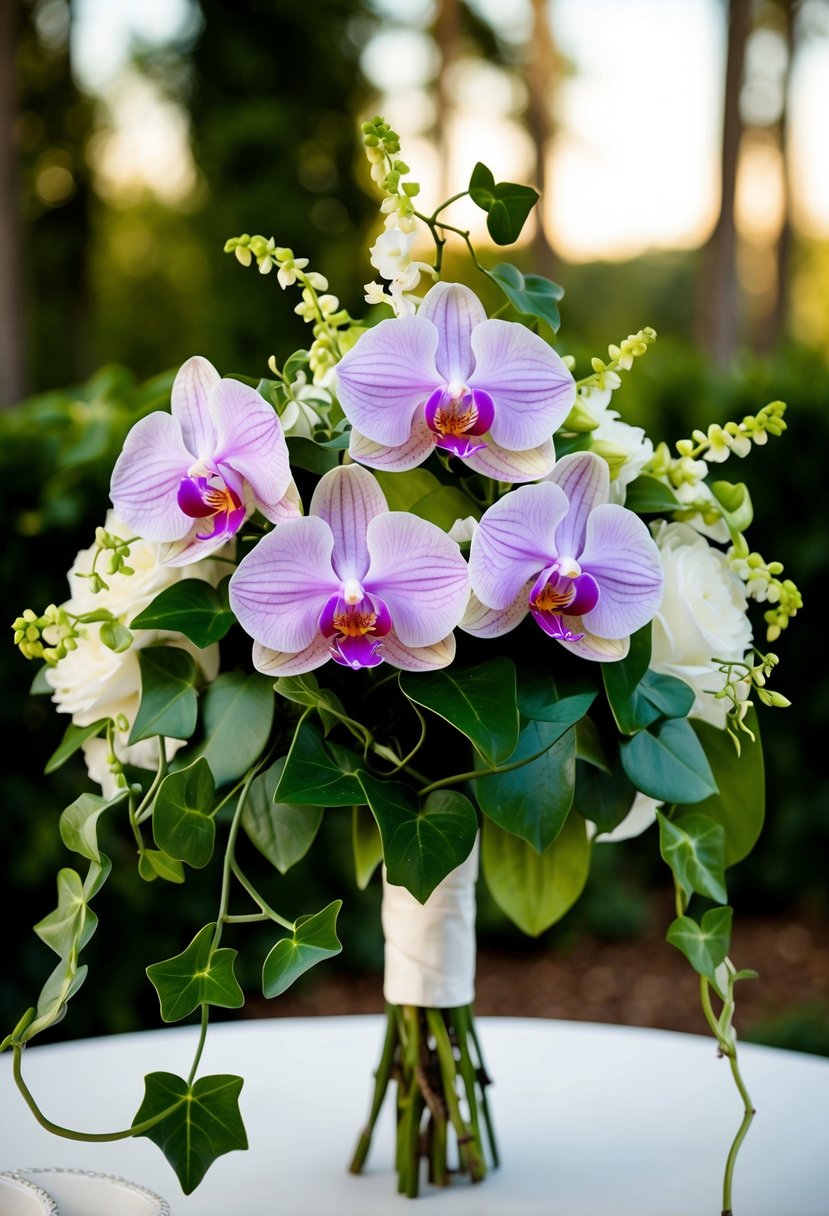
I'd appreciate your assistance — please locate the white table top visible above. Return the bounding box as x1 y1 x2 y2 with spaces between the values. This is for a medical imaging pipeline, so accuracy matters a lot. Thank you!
1 1015 827 1216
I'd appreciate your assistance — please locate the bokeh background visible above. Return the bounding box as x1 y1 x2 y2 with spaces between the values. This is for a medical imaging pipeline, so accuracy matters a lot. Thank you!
1 0 828 1053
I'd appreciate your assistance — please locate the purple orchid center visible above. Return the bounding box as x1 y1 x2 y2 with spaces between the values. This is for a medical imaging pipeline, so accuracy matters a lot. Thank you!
318 577 393 670
423 382 495 459
177 463 246 542
528 558 601 643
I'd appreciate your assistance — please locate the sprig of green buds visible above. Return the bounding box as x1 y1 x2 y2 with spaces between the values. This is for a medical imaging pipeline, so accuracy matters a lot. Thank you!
74 527 135 595
728 547 802 642
713 650 790 753
12 605 79 663
361 116 421 232
576 327 657 391
676 401 787 465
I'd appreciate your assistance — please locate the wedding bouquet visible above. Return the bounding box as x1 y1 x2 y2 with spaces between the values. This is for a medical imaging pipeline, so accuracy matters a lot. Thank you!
5 118 800 1210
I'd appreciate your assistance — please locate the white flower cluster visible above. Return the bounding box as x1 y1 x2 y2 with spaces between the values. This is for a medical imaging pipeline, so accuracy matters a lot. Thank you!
364 222 435 318
576 383 653 504
45 511 223 796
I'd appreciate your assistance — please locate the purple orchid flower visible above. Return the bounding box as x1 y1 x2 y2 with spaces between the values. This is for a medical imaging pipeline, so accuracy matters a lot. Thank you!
228 463 471 674
110 356 297 566
463 451 663 661
336 282 576 482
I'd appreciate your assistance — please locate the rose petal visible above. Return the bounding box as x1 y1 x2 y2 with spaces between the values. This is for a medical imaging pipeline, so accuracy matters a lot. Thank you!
364 513 470 648
170 355 219 458
335 315 440 446
548 451 610 559
110 412 195 541
469 319 576 450
417 282 486 383
348 415 436 472
379 630 457 671
229 516 338 653
579 504 664 639
309 464 388 581
459 587 530 638
469 482 568 610
462 436 557 483
210 377 291 510
252 636 332 676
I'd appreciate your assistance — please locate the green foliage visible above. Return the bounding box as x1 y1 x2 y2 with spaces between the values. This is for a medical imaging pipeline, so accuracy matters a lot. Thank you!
468 163 539 246
276 717 364 806
475 721 576 853
261 901 343 998
482 812 590 936
242 758 323 874
129 648 198 744
666 907 733 983
131 579 235 648
485 263 564 333
621 718 718 804
153 759 216 869
187 672 274 787
657 811 728 905
399 659 520 765
146 924 245 1022
45 719 109 775
623 475 680 514
692 709 765 866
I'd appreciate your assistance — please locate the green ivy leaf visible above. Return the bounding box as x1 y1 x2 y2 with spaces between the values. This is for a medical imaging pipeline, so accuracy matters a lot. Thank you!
34 868 98 958
25 956 88 1040
153 758 216 869
261 900 343 998
666 906 733 983
352 804 383 890
273 673 345 734
482 811 590 936
691 707 764 865
621 717 718 803
129 647 198 744
60 790 125 862
657 810 728 905
468 164 539 245
372 467 441 511
146 923 245 1022
485 262 564 332
133 1072 248 1195
138 848 186 884
602 623 652 733
622 475 681 514
409 485 481 532
285 435 340 475
276 717 364 806
399 658 520 765
574 759 639 835
356 773 478 903
243 757 322 875
45 718 109 774
475 720 576 853
468 161 497 208
130 578 234 648
188 672 274 786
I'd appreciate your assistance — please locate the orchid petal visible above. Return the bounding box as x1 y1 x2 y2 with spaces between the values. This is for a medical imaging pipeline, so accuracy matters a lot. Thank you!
379 631 457 671
161 521 247 568
335 315 440 446
229 516 338 653
170 355 219 458
364 513 469 648
258 478 303 524
462 436 557 483
557 621 630 663
309 464 388 581
579 504 664 638
417 282 486 383
469 320 576 450
211 377 291 510
548 451 610 559
459 588 530 639
469 482 568 610
110 412 194 541
252 636 332 676
348 415 436 472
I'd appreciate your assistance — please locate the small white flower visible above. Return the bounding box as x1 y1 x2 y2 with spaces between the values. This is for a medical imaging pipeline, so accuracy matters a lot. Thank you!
649 521 753 727
578 386 653 504
364 280 390 307
448 516 478 544
369 227 418 282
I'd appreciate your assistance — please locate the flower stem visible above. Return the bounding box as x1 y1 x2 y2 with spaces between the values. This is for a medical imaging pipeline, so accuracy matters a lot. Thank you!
350 1003 398 1174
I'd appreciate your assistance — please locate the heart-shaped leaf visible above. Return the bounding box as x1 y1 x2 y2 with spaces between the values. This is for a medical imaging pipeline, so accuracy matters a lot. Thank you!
276 717 364 806
130 578 234 647
34 868 98 958
243 757 322 874
475 720 576 853
129 647 198 744
146 923 245 1021
667 906 733 983
482 811 590 936
133 1072 248 1194
261 900 343 998
621 717 718 804
138 848 185 884
657 810 728 905
399 659 520 765
153 758 216 869
485 262 564 332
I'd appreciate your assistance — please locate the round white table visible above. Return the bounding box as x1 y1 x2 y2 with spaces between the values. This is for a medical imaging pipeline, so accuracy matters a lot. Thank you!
1 1016 827 1215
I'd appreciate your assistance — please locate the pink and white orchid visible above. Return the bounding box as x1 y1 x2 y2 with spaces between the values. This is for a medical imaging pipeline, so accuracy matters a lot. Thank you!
110 355 297 566
463 451 663 661
229 463 471 674
335 282 576 482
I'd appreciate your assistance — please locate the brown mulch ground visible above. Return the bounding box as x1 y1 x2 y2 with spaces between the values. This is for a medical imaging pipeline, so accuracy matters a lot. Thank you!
250 896 829 1045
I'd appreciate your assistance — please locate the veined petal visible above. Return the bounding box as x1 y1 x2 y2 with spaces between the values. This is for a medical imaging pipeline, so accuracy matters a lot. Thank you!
110 412 194 541
463 435 557 483
460 587 530 638
417 282 486 383
252 636 332 676
171 355 219 458
557 621 630 662
161 522 247 568
548 451 610 559
348 415 436 472
469 320 576 450
229 516 338 653
469 482 568 610
335 315 440 446
579 504 664 638
211 377 291 509
379 631 457 671
309 464 388 581
364 513 470 647
257 478 303 524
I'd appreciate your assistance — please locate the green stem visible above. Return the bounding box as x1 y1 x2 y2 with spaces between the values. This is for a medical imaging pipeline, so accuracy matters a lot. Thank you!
722 1052 755 1216
12 1047 177 1141
425 1009 485 1182
466 1014 499 1168
350 1003 398 1174
187 1004 210 1086
134 736 168 824
229 859 294 931
419 734 567 796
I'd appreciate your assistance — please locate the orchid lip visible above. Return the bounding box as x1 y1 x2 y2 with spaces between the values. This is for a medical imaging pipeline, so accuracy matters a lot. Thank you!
528 561 600 643
318 589 393 669
178 473 245 540
424 385 495 457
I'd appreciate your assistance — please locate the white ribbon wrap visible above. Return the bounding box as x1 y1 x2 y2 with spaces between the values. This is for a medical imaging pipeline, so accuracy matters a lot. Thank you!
381 837 479 1007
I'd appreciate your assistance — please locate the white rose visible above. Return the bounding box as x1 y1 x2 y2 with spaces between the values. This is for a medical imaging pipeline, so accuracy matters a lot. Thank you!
670 480 730 544
578 385 653 504
650 521 752 727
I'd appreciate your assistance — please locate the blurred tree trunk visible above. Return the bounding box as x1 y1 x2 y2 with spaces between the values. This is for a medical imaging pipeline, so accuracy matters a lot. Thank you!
696 0 752 365
526 0 558 278
434 0 461 204
0 0 26 407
